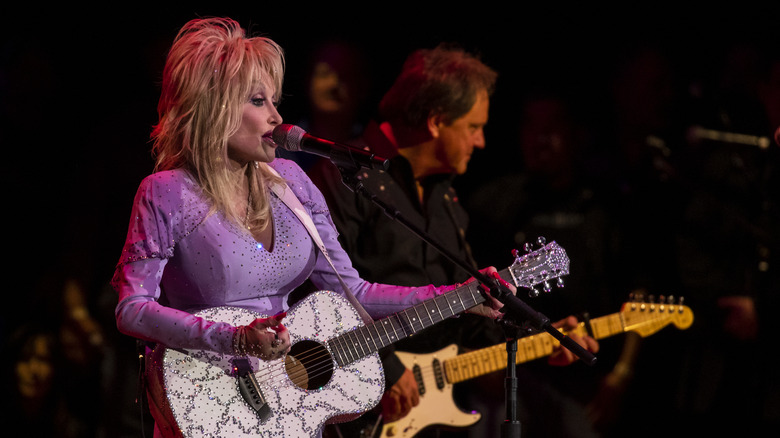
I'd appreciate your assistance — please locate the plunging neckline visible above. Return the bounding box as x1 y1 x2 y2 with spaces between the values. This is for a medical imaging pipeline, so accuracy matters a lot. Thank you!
244 192 277 253
249 215 275 252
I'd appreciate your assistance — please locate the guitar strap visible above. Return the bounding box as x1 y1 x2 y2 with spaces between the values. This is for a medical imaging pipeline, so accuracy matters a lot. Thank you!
267 167 374 325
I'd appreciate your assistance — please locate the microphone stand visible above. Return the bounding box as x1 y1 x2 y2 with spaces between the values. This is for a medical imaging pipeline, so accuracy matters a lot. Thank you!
334 164 596 438
496 318 527 438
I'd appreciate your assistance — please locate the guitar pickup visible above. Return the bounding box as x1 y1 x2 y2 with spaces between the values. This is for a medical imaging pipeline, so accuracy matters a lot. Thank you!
232 357 272 421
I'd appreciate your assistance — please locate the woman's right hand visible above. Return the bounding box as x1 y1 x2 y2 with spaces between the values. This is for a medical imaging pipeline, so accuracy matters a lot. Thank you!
240 312 291 360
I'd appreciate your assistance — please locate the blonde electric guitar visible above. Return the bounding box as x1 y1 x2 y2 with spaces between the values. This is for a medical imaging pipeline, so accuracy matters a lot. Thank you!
381 299 694 438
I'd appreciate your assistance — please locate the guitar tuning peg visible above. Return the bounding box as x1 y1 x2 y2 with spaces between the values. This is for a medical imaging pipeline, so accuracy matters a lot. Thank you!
668 295 675 304
528 288 540 298
557 278 565 288
523 242 533 252
543 281 552 293
536 236 547 246
511 248 520 258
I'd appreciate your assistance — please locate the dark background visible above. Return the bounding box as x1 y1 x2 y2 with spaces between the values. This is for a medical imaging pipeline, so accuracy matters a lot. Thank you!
4 4 779 303
3 3 780 437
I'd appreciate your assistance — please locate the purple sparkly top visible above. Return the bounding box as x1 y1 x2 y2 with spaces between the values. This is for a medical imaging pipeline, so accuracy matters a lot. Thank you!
112 159 453 354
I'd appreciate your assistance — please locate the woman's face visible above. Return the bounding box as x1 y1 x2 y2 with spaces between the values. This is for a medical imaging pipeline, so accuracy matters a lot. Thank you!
227 80 283 167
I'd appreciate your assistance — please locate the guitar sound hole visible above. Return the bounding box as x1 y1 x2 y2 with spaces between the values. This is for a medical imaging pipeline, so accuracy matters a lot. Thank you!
284 340 334 390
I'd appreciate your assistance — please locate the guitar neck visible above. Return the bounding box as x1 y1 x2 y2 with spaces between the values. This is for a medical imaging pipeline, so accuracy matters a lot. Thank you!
444 311 625 384
326 240 570 368
327 271 496 367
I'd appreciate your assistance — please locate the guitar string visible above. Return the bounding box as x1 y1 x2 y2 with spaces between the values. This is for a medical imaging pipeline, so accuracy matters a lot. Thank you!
249 309 448 385
232 264 567 387
245 300 480 386
248 281 568 386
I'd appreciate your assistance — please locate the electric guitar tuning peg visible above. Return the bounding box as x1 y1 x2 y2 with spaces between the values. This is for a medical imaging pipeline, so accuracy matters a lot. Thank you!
536 236 547 246
543 281 552 293
528 288 540 298
557 277 565 288
523 242 533 252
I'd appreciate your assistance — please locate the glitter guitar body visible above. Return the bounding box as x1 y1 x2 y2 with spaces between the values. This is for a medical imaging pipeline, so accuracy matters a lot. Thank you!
145 241 569 438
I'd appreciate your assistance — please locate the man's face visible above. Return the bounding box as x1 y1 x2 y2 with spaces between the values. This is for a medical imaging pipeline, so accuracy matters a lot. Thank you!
433 89 489 175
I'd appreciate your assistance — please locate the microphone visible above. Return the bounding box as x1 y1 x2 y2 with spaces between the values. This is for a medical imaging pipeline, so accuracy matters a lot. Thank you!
687 125 771 149
272 124 389 170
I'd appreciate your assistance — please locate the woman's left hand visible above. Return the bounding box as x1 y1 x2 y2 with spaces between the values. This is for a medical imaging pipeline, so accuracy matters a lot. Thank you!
464 267 513 319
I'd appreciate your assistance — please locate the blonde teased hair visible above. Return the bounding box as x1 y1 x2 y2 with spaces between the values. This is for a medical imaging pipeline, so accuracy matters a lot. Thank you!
151 17 285 230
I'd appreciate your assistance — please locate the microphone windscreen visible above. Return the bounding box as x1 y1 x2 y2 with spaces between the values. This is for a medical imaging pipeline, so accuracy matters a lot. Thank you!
272 124 306 152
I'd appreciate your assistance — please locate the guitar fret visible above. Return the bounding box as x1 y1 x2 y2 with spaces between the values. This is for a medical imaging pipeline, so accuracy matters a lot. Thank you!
340 333 356 364
441 294 456 317
420 301 430 326
331 335 350 366
339 332 354 362
345 331 360 363
366 323 384 350
359 325 376 352
363 325 378 352
380 319 396 343
412 306 423 331
432 298 444 320
401 309 417 335
422 301 436 325
469 353 482 377
352 327 370 357
455 293 467 313
393 315 408 340
347 330 367 359
386 314 406 341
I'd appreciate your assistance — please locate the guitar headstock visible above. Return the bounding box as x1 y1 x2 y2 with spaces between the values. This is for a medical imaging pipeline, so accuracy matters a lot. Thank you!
508 237 570 297
620 294 694 337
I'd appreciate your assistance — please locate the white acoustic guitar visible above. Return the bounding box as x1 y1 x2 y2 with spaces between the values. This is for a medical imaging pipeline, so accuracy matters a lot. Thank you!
381 298 695 438
145 241 569 438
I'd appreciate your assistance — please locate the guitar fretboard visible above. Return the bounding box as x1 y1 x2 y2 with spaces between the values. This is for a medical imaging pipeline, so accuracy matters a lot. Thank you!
327 279 487 367
444 312 627 384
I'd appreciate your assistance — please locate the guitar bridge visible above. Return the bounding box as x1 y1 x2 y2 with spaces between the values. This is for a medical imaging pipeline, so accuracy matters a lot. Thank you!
232 357 272 421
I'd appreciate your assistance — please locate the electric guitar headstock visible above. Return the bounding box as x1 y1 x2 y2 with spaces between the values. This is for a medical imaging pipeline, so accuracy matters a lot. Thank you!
507 236 570 297
620 292 694 337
